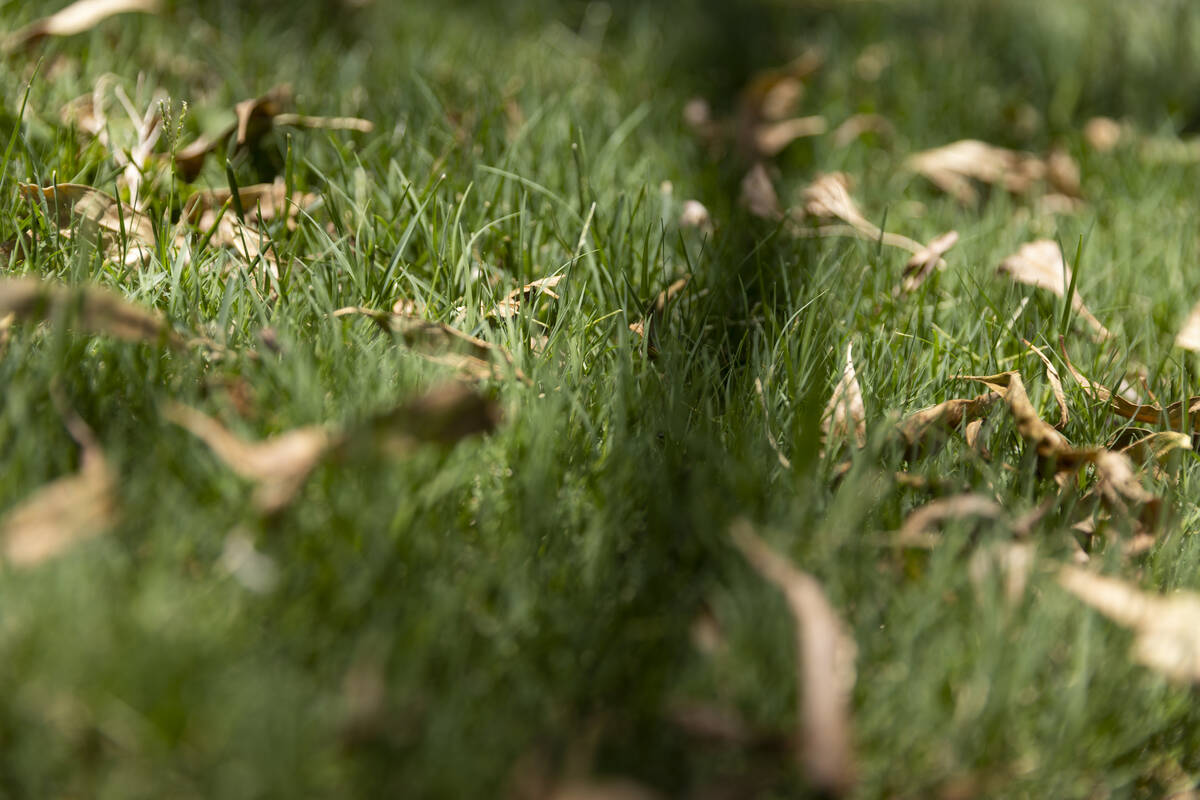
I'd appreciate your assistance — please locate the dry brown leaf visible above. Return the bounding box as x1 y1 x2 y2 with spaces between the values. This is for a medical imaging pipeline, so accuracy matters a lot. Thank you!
1174 301 1200 351
550 780 663 800
802 172 875 234
754 116 827 157
173 86 371 182
1046 148 1082 198
488 275 564 320
5 0 158 52
998 240 1111 339
832 113 893 147
740 163 781 220
169 383 499 512
906 139 1044 204
1059 566 1200 683
334 306 527 382
1059 344 1200 432
184 179 317 228
357 381 501 453
19 182 157 253
961 371 1073 458
678 199 712 231
898 230 958 295
0 277 177 345
628 275 690 357
894 392 1000 450
894 494 1005 547
1119 431 1193 464
797 173 926 256
165 403 333 513
730 520 857 797
1083 117 1124 153
822 343 866 449
1024 340 1069 428
2 411 117 566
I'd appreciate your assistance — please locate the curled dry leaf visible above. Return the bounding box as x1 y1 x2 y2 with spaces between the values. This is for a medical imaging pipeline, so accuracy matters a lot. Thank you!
905 139 1044 205
19 182 157 261
1058 566 1200 683
832 113 893 147
961 371 1077 458
678 199 711 231
754 116 827 157
165 403 333 513
0 277 177 345
740 163 781 220
1174 300 1200 352
5 0 159 53
894 494 1004 548
729 520 857 797
173 86 371 182
184 179 318 229
333 306 527 382
1059 344 1200 432
894 392 1000 451
1119 431 1193 464
998 240 1111 339
168 382 499 512
628 274 690 358
488 275 564 320
797 172 926 256
2 412 117 566
1083 117 1124 153
821 343 866 449
897 230 958 295
1023 340 1069 428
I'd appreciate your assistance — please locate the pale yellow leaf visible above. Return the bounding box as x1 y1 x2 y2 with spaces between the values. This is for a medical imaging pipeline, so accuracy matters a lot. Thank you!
997 240 1111 339
5 0 159 51
822 343 866 449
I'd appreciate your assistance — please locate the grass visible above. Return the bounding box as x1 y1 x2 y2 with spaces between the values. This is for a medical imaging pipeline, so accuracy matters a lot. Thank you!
3 0 1200 796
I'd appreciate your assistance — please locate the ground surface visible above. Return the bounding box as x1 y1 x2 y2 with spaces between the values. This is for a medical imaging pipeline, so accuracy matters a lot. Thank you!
3 1 1200 797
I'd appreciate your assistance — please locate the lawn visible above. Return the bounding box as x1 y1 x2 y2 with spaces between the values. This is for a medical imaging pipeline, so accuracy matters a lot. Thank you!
3 0 1200 797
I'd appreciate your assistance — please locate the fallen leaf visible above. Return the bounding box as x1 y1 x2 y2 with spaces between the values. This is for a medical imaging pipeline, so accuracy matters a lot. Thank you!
168 383 499 512
1046 148 1082 198
164 403 333 513
832 113 893 148
184 179 317 228
754 116 827 157
488 275 564 320
895 393 1000 451
1174 301 1200 351
1119 431 1192 464
894 494 1004 548
173 87 368 182
822 343 866 449
997 240 1111 339
906 139 1044 204
730 520 857 796
628 274 690 357
0 277 177 345
1058 566 1200 683
897 230 958 295
2 411 117 566
334 306 527 382
1059 344 1200 432
4 0 159 53
740 164 781 220
678 199 712 234
1023 340 1069 428
1083 117 1124 152
19 182 157 248
550 780 663 800
797 172 927 256
961 371 1077 459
